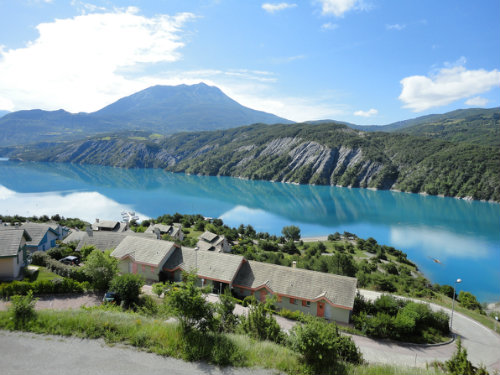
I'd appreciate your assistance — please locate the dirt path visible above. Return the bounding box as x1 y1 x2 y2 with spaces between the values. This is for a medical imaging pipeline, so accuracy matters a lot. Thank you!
0 293 102 311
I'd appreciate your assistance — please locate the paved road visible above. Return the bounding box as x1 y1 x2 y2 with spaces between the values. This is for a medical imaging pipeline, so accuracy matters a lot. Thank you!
357 289 500 372
0 331 274 375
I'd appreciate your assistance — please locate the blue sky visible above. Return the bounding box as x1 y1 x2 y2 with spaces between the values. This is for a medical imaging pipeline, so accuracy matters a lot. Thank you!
0 0 499 124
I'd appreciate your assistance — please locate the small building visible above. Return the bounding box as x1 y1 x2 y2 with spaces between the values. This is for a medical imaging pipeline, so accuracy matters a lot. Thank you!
0 228 31 280
111 236 178 281
197 231 231 253
92 219 128 232
145 223 184 241
162 246 244 293
21 223 60 252
232 260 357 324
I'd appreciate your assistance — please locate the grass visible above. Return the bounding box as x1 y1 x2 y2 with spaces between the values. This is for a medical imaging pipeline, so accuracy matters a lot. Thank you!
0 306 449 375
34 267 60 282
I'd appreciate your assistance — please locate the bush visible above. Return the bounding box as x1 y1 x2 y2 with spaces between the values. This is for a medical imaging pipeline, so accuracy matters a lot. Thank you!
84 250 118 291
166 272 215 333
9 291 38 328
110 274 144 309
239 296 283 343
0 278 86 298
289 317 361 373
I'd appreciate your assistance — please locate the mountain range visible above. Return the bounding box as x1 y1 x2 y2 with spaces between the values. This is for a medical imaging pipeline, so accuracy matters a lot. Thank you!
0 83 291 147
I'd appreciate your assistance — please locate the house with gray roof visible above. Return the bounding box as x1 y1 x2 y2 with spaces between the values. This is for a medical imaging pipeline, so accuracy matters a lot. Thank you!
21 223 60 252
232 260 357 323
63 229 156 252
145 223 184 241
92 219 127 232
162 246 244 293
197 231 231 253
0 228 31 280
111 236 178 281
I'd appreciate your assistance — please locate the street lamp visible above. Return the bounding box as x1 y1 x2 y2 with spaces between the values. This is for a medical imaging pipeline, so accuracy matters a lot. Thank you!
495 316 498 333
450 278 462 333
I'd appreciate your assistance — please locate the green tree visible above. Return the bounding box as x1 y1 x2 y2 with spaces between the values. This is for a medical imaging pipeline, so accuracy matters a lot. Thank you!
281 225 301 241
110 273 144 308
166 271 215 333
459 291 482 311
83 250 118 291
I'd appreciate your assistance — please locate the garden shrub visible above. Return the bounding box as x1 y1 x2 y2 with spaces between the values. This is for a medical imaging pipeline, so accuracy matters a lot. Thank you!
0 278 86 298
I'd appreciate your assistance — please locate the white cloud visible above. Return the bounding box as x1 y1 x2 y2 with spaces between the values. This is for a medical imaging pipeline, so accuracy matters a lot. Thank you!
270 54 305 64
0 185 148 223
386 23 405 31
262 2 297 13
354 108 378 117
321 22 339 30
316 0 362 17
399 62 500 112
0 7 195 112
465 96 489 107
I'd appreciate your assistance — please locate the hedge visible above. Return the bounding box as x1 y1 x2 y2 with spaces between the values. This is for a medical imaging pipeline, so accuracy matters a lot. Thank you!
0 278 88 299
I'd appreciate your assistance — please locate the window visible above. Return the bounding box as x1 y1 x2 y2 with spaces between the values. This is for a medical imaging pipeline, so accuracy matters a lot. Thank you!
290 297 296 305
306 301 311 307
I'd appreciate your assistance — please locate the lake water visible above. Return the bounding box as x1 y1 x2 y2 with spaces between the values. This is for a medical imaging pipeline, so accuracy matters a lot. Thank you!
1 160 499 302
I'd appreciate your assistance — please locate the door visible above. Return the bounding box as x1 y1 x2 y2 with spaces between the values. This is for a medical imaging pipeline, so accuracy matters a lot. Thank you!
259 289 267 302
317 301 325 317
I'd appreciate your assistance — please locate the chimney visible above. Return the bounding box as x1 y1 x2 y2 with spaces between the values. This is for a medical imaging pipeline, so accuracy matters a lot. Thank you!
15 222 19 229
292 261 297 269
154 228 161 240
86 225 93 237
95 218 99 223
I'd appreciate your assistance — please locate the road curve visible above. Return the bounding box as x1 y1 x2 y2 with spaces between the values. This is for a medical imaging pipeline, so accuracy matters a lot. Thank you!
357 289 500 372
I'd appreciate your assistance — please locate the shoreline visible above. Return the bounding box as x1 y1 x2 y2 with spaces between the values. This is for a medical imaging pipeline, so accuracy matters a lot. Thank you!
2 159 498 204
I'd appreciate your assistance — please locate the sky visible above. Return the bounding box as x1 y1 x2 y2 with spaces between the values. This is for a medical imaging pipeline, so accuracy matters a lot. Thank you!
0 0 499 124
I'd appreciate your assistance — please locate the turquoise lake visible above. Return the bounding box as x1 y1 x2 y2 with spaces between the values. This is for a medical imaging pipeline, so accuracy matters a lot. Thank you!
1 160 499 302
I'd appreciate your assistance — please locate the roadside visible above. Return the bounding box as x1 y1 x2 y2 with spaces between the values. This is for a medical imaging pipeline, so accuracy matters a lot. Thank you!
0 331 274 375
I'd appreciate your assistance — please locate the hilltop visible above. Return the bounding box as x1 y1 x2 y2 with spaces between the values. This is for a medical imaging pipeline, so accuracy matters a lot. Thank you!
0 83 291 147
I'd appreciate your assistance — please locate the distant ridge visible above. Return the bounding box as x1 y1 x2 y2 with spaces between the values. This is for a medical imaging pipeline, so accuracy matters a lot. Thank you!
0 83 292 147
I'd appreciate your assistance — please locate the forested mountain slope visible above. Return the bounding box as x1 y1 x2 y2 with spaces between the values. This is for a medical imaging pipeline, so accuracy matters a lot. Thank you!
7 122 499 201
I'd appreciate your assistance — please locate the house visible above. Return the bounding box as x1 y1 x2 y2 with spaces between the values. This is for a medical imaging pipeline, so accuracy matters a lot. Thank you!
161 246 244 293
111 236 178 281
63 229 156 252
145 223 184 241
92 219 127 232
21 223 60 252
0 228 31 280
110 236 357 324
232 260 357 324
197 231 231 253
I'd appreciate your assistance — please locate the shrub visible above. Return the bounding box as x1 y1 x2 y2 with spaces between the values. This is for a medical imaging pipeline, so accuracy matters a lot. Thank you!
166 272 215 333
239 296 283 343
445 338 476 375
216 289 239 333
289 317 362 373
110 274 144 309
9 291 38 328
84 250 118 291
31 251 50 266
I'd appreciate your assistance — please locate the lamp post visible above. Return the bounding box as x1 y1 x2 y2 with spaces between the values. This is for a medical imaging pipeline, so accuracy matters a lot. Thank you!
450 278 462 333
495 316 498 333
